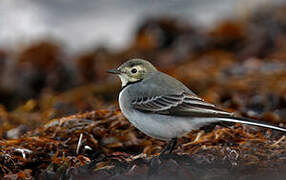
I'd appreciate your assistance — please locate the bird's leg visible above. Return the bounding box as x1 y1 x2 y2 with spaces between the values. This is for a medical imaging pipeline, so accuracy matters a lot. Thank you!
148 138 177 176
159 138 177 155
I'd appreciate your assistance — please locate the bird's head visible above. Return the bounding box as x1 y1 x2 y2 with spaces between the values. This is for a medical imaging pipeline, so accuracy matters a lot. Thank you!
108 59 157 87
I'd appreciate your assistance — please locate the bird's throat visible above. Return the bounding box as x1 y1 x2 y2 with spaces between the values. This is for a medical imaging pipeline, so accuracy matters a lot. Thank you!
120 79 143 92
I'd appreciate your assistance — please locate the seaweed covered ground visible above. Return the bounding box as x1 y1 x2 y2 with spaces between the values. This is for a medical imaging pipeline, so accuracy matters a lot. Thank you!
1 4 286 180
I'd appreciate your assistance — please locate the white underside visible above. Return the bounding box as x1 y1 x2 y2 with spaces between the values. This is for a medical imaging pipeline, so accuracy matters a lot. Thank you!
122 110 207 140
119 90 212 140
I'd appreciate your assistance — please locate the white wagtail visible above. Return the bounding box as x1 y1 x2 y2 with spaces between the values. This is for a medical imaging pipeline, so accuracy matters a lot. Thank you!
108 58 286 155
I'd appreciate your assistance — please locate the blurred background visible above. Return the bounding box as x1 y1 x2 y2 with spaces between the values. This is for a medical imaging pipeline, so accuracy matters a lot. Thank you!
1 0 285 52
0 0 286 135
1 0 286 178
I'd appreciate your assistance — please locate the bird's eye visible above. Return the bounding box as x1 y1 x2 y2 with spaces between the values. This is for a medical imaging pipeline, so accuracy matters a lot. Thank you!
131 68 137 74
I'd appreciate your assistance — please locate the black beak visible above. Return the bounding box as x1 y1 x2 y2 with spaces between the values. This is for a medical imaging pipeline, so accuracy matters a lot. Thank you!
107 68 121 74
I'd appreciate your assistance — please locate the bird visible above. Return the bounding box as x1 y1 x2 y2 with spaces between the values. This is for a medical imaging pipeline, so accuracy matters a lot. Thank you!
108 58 286 155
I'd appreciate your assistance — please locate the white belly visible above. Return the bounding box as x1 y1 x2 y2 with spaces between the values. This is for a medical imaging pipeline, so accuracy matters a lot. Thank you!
119 90 207 140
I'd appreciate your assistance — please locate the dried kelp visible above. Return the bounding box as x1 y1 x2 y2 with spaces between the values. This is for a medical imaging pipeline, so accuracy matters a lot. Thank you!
1 3 286 180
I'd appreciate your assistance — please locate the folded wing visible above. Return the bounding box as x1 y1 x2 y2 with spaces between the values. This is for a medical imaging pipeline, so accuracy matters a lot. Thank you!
131 92 233 117
131 92 286 132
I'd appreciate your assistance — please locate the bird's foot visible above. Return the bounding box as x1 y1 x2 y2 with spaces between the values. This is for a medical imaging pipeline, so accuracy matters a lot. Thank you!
148 138 178 176
159 138 177 156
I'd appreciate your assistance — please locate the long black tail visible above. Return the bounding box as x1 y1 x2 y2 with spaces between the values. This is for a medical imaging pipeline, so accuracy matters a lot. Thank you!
214 116 286 133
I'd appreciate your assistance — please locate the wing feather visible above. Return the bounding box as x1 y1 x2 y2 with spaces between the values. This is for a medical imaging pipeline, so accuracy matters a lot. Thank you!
131 92 233 117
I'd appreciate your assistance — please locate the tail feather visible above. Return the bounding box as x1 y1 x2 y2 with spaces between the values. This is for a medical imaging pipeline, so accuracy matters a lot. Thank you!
216 116 286 133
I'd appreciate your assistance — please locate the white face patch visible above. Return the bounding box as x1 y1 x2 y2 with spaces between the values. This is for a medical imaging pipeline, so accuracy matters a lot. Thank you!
119 73 140 87
119 74 129 87
118 65 146 87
